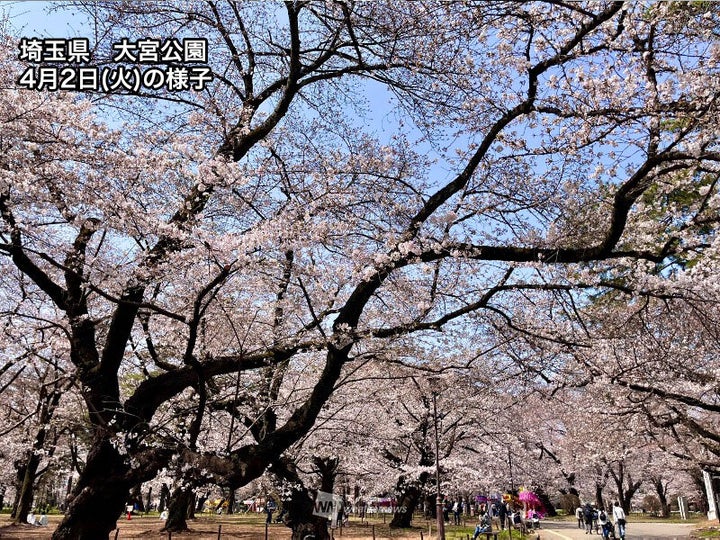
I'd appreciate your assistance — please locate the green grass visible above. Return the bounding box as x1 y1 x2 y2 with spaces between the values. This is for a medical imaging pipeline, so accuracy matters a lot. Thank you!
430 525 534 540
628 513 704 524
693 530 720 539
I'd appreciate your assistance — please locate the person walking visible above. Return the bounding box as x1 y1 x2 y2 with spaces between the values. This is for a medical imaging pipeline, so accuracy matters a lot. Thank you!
576 505 584 529
498 500 508 531
453 499 462 525
612 502 626 540
583 502 594 534
592 505 600 534
266 497 277 524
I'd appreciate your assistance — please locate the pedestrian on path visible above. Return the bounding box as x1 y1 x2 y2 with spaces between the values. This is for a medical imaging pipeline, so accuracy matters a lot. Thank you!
576 506 584 529
612 502 626 540
583 503 594 534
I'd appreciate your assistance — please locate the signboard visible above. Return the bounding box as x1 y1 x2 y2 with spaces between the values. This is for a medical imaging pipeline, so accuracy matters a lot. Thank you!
677 496 688 520
703 470 717 521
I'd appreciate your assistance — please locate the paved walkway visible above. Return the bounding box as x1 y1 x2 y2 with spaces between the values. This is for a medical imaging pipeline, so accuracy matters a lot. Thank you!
541 520 693 540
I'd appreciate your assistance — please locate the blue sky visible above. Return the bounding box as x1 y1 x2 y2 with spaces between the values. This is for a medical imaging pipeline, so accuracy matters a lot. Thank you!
3 1 461 194
4 2 88 37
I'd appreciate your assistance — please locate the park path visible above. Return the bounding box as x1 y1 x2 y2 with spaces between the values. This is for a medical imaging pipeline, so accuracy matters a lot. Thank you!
541 520 693 540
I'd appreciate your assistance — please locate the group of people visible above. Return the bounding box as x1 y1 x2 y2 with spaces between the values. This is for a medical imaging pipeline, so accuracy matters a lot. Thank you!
575 502 627 540
26 511 49 527
472 501 541 540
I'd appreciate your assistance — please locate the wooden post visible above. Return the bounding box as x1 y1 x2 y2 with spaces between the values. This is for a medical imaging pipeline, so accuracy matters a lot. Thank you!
372 524 376 540
217 524 222 539
265 521 269 540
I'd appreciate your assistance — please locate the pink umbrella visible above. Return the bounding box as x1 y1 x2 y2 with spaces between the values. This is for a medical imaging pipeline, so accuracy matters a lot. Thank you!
518 490 541 507
518 489 546 518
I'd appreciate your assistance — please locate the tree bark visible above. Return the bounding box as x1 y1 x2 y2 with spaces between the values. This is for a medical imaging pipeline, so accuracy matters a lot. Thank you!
145 486 153 513
51 437 132 540
390 472 429 528
284 488 330 540
9 459 26 519
158 483 170 512
186 491 197 519
688 469 709 513
652 478 670 518
162 487 193 532
535 487 557 517
609 461 642 514
595 482 605 511
226 488 236 514
271 458 330 540
13 452 41 525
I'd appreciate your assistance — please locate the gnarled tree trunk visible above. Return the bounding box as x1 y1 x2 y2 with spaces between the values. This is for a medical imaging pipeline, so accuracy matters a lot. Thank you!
651 477 671 518
13 451 41 525
158 483 170 512
390 472 429 528
271 458 331 540
51 438 132 540
535 487 557 517
162 487 193 533
9 459 26 519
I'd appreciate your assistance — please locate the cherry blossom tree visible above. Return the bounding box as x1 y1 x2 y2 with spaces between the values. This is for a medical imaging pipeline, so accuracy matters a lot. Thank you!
1 2 719 539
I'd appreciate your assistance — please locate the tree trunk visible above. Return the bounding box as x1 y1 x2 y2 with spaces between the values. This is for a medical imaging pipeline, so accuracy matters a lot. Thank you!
610 462 642 514
64 475 74 510
652 478 670 518
535 487 557 517
9 459 27 519
271 458 330 540
284 487 330 540
186 491 197 519
226 488 236 514
390 472 429 528
162 487 193 532
51 438 132 540
13 452 41 525
145 486 153 513
595 482 605 511
425 494 437 519
158 483 170 512
621 479 642 514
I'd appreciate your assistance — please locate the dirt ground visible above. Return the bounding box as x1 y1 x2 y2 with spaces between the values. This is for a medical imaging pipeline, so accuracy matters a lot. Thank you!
0 514 441 539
